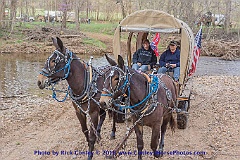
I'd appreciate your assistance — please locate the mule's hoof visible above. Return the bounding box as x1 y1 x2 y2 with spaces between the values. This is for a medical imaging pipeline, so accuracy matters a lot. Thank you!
137 155 142 160
154 152 160 158
110 135 116 140
154 150 164 158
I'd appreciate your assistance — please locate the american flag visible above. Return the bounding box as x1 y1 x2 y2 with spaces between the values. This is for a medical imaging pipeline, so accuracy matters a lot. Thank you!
188 27 202 76
150 33 160 56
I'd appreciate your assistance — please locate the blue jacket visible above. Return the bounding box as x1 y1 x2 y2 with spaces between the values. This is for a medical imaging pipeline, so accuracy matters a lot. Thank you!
132 47 157 67
159 48 180 67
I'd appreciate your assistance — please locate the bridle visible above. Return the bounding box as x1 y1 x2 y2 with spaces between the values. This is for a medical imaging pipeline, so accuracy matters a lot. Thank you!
39 49 76 102
40 49 73 84
102 66 130 99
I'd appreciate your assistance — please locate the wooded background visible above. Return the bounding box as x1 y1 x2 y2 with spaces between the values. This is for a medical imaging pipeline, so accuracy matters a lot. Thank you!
0 0 240 32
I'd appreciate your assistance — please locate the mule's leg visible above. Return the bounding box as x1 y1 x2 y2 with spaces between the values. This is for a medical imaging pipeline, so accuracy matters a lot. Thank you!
96 109 106 138
88 111 99 160
134 123 144 160
75 111 89 142
158 117 169 157
151 123 161 158
110 111 116 139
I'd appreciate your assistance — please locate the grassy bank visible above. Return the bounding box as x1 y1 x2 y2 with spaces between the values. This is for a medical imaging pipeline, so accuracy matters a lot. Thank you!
0 20 118 50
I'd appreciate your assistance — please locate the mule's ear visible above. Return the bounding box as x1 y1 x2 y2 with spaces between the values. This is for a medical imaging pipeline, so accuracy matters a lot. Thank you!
117 55 124 70
56 37 64 52
52 37 59 49
105 54 117 66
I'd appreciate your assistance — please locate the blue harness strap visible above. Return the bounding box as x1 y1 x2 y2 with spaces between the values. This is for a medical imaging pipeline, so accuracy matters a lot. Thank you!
52 86 70 102
116 75 159 111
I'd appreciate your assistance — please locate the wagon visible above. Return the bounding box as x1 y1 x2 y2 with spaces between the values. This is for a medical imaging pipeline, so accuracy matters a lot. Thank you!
112 9 195 129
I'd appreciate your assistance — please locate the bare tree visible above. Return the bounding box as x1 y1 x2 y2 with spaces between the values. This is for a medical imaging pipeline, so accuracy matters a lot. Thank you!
75 0 84 29
10 0 17 26
74 0 80 29
0 0 6 28
60 0 71 29
224 0 231 33
96 0 100 20
137 0 142 10
117 0 126 18
86 0 89 19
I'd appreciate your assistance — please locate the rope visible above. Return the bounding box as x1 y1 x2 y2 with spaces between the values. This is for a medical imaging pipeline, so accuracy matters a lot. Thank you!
52 86 70 102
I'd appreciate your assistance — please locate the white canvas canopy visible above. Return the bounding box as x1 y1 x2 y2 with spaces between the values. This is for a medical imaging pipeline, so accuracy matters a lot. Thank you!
113 9 195 89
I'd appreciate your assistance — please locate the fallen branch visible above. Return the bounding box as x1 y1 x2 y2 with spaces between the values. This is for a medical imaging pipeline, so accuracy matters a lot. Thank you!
60 35 82 38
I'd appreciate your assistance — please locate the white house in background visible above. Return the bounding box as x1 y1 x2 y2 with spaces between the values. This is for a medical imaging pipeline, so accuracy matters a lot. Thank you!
44 11 62 21
44 11 75 22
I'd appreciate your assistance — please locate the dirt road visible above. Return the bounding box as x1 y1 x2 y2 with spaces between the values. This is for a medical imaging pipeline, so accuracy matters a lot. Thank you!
1 58 240 160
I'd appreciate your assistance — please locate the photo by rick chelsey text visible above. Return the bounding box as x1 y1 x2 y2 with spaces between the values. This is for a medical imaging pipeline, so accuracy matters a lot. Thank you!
34 149 207 157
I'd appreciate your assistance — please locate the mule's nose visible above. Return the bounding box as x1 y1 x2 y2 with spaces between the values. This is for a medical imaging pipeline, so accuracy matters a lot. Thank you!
37 74 47 89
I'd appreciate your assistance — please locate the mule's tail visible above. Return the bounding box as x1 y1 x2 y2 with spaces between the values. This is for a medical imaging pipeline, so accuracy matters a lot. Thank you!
169 113 176 133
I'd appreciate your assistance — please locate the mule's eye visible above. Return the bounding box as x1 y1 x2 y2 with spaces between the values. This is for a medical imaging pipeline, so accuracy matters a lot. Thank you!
114 77 119 81
52 59 56 63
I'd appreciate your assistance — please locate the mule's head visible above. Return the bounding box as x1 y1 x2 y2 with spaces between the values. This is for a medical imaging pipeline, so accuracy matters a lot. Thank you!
100 54 127 106
37 37 71 89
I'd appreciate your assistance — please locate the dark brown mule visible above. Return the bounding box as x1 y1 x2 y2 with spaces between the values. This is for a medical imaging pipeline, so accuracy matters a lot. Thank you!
100 55 177 159
37 37 108 160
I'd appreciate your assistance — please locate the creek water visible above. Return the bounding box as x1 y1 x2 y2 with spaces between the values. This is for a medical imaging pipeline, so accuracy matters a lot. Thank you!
194 56 240 76
0 53 109 98
0 53 240 98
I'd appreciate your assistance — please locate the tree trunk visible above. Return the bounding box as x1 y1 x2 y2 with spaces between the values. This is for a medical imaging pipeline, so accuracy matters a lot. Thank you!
0 0 5 28
10 0 17 28
61 0 68 29
62 10 67 28
225 0 231 34
19 0 23 18
25 0 29 21
75 0 80 30
119 0 126 18
96 0 99 21
86 0 89 19
31 6 35 17
138 0 142 10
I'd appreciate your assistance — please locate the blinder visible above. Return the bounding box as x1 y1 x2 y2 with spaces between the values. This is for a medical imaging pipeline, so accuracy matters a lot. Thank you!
102 66 129 98
40 49 72 84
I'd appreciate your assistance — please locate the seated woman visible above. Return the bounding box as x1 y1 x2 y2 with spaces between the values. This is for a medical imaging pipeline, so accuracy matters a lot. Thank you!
158 40 180 81
132 39 157 72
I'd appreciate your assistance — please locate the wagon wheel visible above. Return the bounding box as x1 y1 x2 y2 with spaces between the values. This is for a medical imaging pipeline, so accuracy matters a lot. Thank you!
177 99 190 129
